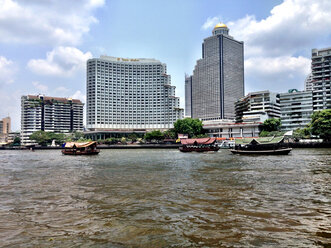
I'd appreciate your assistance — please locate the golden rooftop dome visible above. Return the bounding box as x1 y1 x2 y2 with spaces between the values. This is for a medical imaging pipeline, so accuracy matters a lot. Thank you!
214 22 228 29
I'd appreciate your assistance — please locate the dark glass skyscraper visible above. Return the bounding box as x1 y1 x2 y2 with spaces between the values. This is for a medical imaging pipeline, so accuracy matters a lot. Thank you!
189 22 244 120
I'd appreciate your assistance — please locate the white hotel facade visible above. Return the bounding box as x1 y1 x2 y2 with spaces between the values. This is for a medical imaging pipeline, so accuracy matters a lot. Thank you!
86 56 183 134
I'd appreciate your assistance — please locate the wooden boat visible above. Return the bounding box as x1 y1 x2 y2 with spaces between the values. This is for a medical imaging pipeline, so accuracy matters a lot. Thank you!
179 137 220 152
230 136 292 155
230 147 292 155
62 141 100 155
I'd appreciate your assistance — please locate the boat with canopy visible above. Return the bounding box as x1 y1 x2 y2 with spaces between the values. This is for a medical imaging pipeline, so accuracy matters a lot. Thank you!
62 141 100 155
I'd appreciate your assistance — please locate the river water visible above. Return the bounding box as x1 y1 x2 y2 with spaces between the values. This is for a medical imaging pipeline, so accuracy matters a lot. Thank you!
0 148 330 247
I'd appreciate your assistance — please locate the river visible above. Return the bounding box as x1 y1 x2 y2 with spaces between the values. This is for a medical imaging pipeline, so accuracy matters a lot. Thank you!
0 148 330 247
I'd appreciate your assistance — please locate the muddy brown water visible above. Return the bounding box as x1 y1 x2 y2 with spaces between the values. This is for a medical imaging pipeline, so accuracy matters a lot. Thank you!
0 148 330 247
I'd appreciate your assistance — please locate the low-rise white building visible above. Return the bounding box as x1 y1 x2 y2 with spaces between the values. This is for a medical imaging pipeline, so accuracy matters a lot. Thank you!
203 119 261 138
235 91 280 123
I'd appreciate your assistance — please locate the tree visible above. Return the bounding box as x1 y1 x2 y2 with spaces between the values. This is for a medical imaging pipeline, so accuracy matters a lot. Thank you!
30 131 51 146
72 131 84 141
29 131 66 146
310 109 331 141
12 137 21 146
261 118 281 132
173 118 204 138
49 132 66 145
144 130 164 141
163 129 176 139
128 133 138 142
292 127 311 141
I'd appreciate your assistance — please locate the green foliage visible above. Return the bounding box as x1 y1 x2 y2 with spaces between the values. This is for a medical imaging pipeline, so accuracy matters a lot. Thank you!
29 131 66 146
13 137 21 146
163 129 176 139
173 118 204 138
51 133 66 145
261 118 281 132
144 130 164 141
104 138 118 144
72 131 84 141
310 109 331 141
292 127 311 141
259 130 285 137
128 133 138 142
65 131 85 142
29 131 50 146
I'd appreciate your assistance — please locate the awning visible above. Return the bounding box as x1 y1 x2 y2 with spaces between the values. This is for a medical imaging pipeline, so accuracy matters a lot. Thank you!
181 137 216 145
64 141 96 148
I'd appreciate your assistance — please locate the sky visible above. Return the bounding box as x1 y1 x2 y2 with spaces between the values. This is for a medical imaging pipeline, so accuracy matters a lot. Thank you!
1 0 331 131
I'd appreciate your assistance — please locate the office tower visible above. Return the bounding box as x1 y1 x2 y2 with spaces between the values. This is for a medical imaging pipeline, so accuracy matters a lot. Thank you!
191 22 244 121
86 56 183 133
311 47 331 110
235 91 280 123
0 116 11 142
304 73 313 91
21 95 84 144
185 74 192 117
279 90 313 131
0 116 10 134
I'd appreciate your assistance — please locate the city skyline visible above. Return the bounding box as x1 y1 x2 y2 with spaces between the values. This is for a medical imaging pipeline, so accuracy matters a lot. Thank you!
1 0 331 130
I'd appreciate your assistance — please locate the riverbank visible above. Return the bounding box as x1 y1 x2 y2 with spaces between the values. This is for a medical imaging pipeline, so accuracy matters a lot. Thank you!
1 142 331 150
0 143 181 150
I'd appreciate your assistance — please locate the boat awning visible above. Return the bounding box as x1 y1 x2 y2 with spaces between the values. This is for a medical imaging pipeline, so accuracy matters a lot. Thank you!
235 136 284 145
64 141 97 148
181 137 216 145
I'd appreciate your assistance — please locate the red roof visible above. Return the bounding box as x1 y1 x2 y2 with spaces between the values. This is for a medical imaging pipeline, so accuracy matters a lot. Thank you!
181 137 216 145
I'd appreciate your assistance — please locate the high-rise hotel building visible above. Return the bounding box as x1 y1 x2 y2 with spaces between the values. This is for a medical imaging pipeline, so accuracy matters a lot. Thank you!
187 23 244 121
21 95 84 144
86 56 183 132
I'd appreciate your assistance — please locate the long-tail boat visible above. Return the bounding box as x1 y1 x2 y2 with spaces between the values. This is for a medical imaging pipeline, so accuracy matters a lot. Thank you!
62 141 100 155
179 137 220 152
230 136 292 155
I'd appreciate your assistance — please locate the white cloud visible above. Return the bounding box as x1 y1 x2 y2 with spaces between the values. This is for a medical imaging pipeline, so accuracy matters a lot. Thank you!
32 81 48 93
0 89 22 131
71 90 86 103
228 0 331 57
55 86 70 94
28 46 92 77
202 0 331 92
245 56 311 91
0 56 16 84
201 17 220 30
0 0 105 45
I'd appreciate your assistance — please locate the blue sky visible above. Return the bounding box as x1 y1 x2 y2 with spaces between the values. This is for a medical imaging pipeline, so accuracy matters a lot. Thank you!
1 0 331 131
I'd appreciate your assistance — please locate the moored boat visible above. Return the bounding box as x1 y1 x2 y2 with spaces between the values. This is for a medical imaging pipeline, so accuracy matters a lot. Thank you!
230 136 292 155
179 137 220 152
62 141 100 155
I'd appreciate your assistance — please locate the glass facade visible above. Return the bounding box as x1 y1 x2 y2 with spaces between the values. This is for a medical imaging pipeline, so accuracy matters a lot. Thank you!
191 24 244 121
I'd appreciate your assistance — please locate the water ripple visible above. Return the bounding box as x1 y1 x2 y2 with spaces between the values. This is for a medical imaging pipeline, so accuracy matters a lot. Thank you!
0 148 330 247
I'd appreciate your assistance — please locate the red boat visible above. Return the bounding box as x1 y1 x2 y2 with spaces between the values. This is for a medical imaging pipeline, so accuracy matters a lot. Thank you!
179 137 220 152
62 141 100 155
